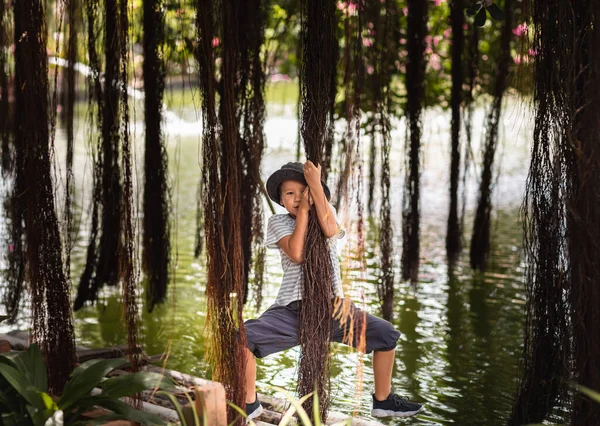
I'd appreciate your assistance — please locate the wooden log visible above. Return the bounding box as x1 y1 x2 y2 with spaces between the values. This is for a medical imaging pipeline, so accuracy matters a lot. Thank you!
139 387 194 409
0 340 11 353
76 345 129 362
2 331 90 351
191 383 227 426
141 366 384 426
91 388 180 422
0 333 29 350
122 396 180 422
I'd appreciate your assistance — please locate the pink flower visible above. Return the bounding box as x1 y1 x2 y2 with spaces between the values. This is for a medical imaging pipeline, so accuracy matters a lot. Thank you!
403 6 408 15
362 38 373 47
512 23 528 37
443 28 451 39
9 244 14 253
211 37 220 48
366 65 374 75
399 37 406 45
433 0 445 5
482 54 488 61
513 55 521 65
528 48 538 56
463 23 468 30
429 53 441 70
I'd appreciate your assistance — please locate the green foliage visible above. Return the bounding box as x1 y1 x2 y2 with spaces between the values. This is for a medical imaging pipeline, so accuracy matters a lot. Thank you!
466 1 505 26
161 385 352 426
573 383 600 404
0 344 175 426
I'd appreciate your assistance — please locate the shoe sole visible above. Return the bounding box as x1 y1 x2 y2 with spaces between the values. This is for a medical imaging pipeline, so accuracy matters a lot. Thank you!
371 406 423 418
246 405 264 424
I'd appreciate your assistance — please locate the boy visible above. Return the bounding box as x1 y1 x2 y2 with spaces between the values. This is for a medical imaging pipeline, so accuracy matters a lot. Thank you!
243 161 422 421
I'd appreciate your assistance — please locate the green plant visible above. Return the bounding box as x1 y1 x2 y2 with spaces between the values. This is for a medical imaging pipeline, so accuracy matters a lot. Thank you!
162 385 352 426
0 343 175 426
574 384 600 404
156 389 205 426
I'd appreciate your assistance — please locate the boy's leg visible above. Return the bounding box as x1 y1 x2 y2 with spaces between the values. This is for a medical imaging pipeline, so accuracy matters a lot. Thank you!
243 302 300 420
245 347 257 404
372 349 394 400
244 347 263 422
331 298 422 417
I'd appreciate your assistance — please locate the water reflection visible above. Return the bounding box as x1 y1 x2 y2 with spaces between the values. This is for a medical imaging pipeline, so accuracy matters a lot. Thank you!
0 98 531 425
396 290 422 399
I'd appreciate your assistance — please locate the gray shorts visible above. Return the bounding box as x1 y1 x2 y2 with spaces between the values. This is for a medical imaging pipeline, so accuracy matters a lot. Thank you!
245 298 400 358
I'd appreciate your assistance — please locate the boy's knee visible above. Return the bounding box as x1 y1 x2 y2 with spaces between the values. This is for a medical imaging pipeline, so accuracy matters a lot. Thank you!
367 318 400 353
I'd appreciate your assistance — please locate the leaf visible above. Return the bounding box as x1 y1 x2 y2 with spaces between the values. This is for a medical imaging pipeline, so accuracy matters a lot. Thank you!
576 384 600 403
474 7 487 27
87 397 167 426
59 358 126 411
22 344 47 392
276 389 313 426
486 4 505 20
1 412 25 426
25 404 48 426
40 391 59 413
466 3 481 16
0 354 19 368
156 390 190 426
185 389 203 426
227 401 248 426
312 391 321 426
0 363 45 410
99 372 175 400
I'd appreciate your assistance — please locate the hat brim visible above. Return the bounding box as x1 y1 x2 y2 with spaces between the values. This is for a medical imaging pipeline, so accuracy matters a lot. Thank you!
266 169 331 206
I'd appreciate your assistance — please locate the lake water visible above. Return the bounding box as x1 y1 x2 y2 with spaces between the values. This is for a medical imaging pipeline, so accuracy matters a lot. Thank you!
1 92 533 425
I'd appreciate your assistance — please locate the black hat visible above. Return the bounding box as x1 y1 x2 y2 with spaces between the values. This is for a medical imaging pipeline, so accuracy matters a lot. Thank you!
266 162 331 206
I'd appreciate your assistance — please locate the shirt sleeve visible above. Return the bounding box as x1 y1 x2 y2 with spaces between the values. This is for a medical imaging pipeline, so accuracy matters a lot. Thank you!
265 215 293 249
329 205 345 240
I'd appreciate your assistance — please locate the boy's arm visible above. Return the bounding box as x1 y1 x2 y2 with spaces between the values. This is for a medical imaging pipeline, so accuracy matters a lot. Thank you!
277 187 311 263
304 161 338 238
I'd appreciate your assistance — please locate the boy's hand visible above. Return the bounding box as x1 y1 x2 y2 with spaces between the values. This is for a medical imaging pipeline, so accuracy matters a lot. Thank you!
299 186 313 212
304 160 322 190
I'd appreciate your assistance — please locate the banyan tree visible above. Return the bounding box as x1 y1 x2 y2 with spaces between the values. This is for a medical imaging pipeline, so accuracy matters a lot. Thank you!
298 0 338 421
0 0 10 173
62 0 78 277
362 0 400 321
401 0 428 283
195 0 259 422
469 0 514 270
237 0 268 309
143 0 171 312
14 0 76 393
334 0 364 215
72 0 140 364
75 0 125 309
446 0 465 263
510 0 600 424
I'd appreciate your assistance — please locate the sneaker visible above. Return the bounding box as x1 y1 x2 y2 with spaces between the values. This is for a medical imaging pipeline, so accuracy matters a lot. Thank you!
245 394 264 423
371 392 423 418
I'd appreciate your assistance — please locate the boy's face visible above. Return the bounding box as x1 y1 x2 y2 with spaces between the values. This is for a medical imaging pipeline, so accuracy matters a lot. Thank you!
279 180 307 217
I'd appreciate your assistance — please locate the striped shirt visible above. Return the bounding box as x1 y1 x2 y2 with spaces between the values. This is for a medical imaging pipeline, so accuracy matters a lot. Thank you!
265 206 345 306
